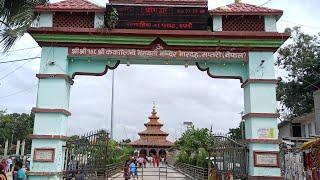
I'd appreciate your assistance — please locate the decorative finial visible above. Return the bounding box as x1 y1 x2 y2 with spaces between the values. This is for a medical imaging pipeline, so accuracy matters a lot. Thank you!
235 0 242 3
152 101 156 114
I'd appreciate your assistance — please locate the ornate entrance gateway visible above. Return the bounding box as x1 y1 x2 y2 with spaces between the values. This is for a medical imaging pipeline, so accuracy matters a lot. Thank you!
27 0 289 179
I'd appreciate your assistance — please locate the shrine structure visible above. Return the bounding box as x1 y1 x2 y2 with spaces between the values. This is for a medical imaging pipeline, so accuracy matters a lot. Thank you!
130 105 174 157
27 0 290 179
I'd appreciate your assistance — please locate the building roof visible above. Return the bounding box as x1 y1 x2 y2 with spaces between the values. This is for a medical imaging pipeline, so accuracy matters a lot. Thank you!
138 129 169 136
129 104 173 147
292 112 315 124
35 0 105 12
109 0 207 6
278 120 291 129
130 139 174 147
209 2 283 17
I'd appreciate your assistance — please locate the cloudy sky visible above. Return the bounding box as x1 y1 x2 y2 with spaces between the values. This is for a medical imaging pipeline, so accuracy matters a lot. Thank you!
0 0 319 141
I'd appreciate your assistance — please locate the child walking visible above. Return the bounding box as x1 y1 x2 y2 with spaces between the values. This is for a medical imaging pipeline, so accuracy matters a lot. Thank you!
129 159 138 179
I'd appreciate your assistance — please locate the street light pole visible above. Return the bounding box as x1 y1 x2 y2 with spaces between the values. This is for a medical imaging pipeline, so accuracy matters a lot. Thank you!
110 70 115 140
240 111 244 141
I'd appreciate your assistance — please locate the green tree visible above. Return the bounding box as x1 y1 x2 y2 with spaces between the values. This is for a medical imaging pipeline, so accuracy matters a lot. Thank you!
107 140 133 164
175 127 213 168
0 110 34 155
0 0 47 51
276 27 320 118
227 121 244 140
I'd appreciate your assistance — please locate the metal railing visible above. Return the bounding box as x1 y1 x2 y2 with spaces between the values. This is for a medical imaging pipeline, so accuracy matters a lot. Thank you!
108 164 190 179
174 163 208 180
105 162 123 179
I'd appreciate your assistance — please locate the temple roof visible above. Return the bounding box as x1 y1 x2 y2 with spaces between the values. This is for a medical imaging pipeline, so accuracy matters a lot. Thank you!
35 0 105 12
129 104 174 147
209 2 283 17
130 139 174 147
109 0 207 6
138 129 169 136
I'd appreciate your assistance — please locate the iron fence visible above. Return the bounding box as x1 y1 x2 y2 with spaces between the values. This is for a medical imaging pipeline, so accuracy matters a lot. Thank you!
174 163 208 180
63 130 110 179
210 135 248 179
108 165 190 179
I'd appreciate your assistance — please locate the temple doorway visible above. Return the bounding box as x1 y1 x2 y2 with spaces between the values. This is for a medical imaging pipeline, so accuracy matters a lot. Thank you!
149 149 157 156
139 149 147 157
159 149 167 158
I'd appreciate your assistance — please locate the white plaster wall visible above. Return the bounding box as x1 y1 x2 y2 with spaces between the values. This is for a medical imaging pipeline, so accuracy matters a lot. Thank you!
39 12 53 27
264 16 277 32
94 12 105 28
247 52 275 79
212 16 222 31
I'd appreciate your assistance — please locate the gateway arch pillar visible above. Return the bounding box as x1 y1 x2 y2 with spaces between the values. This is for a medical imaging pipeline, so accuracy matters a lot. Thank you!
243 52 281 179
28 47 71 180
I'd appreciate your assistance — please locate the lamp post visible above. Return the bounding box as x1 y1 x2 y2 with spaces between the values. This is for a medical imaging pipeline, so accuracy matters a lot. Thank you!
110 70 115 140
239 111 245 141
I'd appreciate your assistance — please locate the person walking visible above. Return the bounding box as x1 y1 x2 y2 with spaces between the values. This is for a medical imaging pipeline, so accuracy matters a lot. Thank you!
123 160 130 180
0 160 6 175
143 157 146 168
14 161 26 180
0 166 7 180
152 155 156 167
156 156 160 167
138 157 144 168
129 159 137 179
5 158 12 173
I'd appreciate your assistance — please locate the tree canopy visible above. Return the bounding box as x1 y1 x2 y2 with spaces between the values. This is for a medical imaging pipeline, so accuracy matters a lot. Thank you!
175 127 212 167
227 121 244 140
0 110 34 155
276 27 320 118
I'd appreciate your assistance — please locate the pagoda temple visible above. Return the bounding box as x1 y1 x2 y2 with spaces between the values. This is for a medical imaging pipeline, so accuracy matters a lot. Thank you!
130 105 174 157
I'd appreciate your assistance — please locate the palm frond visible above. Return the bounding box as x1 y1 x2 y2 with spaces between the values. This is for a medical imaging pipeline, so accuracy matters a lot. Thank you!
0 0 47 52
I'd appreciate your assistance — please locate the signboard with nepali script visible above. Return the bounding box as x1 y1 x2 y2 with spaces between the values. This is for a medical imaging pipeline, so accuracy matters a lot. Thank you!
68 44 248 61
112 5 209 30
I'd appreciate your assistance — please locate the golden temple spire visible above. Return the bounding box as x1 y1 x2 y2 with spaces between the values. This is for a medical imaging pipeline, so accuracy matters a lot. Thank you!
235 0 242 3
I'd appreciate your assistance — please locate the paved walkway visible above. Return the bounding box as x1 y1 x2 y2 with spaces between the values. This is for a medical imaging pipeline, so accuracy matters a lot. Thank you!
110 163 190 180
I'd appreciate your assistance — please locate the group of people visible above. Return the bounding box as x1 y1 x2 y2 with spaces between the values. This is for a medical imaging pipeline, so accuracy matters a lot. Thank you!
0 158 26 180
123 154 166 180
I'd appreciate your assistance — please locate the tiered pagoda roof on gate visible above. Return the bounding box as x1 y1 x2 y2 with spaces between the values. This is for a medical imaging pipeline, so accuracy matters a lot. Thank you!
130 106 174 148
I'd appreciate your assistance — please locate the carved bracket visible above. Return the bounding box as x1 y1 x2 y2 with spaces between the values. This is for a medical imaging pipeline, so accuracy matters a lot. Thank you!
70 60 120 79
195 62 244 83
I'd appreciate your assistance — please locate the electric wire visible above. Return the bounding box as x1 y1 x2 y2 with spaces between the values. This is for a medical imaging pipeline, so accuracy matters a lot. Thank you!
0 46 40 54
0 56 40 81
259 0 272 7
0 56 41 64
280 19 320 30
0 84 37 100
